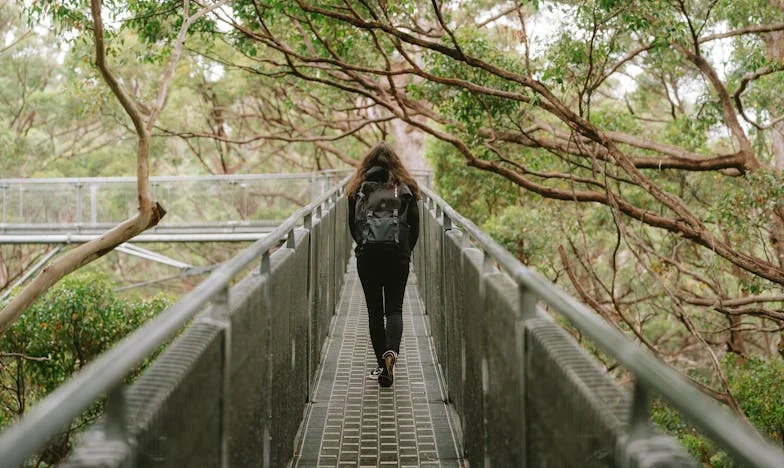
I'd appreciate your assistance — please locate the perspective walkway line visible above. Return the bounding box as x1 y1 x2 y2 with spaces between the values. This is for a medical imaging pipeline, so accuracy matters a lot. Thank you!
294 258 465 467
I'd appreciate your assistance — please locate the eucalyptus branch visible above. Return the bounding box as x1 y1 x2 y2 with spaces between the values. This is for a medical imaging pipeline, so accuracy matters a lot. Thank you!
90 0 146 138
515 8 532 76
699 22 784 44
154 114 392 145
429 0 465 59
476 3 521 29
0 353 50 362
0 29 33 54
674 44 757 168
148 0 230 127
733 64 784 130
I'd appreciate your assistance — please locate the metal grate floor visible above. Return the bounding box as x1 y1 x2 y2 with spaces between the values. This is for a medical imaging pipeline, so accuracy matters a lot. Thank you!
294 258 464 467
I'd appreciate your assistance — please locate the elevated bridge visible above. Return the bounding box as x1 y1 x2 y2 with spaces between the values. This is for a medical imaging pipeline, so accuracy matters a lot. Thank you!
0 172 346 243
0 171 347 299
0 175 782 467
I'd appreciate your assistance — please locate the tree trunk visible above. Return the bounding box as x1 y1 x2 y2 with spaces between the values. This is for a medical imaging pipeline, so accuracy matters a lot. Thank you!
391 119 430 173
0 0 222 336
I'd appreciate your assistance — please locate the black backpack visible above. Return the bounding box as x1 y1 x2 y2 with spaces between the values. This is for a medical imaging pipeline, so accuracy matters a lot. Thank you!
354 181 412 247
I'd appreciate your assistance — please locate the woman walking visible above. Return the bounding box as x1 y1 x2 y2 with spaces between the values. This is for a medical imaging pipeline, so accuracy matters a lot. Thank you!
346 142 420 387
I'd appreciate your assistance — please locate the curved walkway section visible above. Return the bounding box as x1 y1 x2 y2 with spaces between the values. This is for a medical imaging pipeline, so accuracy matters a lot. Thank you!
294 258 464 468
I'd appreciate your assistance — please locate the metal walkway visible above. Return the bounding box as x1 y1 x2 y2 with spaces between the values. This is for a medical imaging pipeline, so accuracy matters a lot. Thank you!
295 259 464 467
2 177 783 468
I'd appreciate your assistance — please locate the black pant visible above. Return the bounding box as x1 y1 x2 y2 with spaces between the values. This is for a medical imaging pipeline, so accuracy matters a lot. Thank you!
356 248 410 367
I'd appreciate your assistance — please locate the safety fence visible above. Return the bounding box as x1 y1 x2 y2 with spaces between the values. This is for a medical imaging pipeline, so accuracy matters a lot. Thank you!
413 187 784 468
0 172 348 242
0 177 352 468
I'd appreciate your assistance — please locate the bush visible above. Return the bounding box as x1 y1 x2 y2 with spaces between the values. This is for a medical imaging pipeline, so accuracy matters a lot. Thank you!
724 354 784 443
651 355 784 467
0 270 172 463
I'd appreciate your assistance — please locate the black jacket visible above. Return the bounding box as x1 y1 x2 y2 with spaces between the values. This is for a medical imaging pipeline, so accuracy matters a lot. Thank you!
348 166 420 257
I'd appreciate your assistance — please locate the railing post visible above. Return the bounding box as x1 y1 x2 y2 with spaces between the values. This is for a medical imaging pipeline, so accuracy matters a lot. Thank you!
418 197 429 333
441 210 452 398
209 285 232 468
302 213 315 402
310 174 321 201
90 184 98 225
2 183 7 225
516 283 537 468
442 211 452 231
75 183 83 225
616 380 656 466
480 249 494 467
304 211 316 401
104 386 133 467
332 192 342 292
164 183 172 217
287 228 295 248
241 182 249 220
629 381 651 439
260 251 273 468
18 185 24 222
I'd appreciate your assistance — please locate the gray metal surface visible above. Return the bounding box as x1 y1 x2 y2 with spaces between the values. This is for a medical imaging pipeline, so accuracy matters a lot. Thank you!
293 259 464 467
0 176 352 468
413 188 784 468
0 233 270 243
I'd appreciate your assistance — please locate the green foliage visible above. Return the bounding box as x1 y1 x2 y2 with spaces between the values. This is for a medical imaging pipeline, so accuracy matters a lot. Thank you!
652 355 784 466
426 139 518 226
483 202 560 267
724 355 784 442
410 23 532 136
0 271 172 430
714 171 784 242
652 401 733 467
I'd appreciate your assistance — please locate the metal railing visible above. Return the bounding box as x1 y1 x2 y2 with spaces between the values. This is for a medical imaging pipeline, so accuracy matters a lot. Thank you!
413 187 784 468
0 176 353 468
0 171 349 242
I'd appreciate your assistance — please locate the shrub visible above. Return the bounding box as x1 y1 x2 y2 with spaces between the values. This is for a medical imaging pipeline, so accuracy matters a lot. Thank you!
651 354 784 466
0 270 171 464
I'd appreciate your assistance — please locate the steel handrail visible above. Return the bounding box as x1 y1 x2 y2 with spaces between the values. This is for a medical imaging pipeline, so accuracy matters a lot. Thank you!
423 186 784 468
0 170 351 185
0 175 350 468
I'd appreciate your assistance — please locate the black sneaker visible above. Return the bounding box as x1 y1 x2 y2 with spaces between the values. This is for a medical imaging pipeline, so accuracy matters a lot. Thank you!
378 350 397 387
368 367 383 380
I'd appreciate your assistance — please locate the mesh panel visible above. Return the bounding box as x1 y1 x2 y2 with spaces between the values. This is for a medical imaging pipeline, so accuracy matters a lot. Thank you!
526 319 629 467
63 322 225 467
443 229 466 417
484 272 525 468
228 265 272 467
460 248 486 463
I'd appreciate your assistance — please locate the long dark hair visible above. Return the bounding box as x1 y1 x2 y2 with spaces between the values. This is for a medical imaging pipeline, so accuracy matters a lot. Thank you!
346 142 420 199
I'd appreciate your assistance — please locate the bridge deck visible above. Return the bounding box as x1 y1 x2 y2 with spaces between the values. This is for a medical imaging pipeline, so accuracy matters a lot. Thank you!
294 258 465 467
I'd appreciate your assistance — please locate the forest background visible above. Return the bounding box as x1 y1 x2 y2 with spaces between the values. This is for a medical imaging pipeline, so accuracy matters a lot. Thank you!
0 1 783 465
